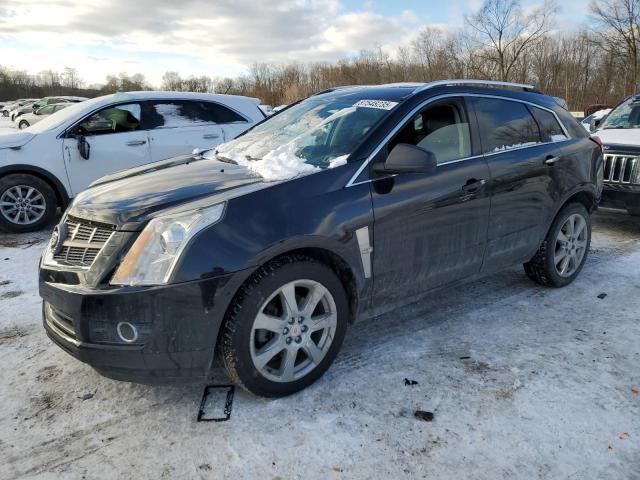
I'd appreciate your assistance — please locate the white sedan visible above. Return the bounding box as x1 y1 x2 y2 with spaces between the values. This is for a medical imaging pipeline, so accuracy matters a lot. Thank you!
17 103 70 129
0 91 265 232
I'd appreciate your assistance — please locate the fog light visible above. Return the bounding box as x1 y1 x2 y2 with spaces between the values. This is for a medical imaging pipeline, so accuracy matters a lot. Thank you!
116 322 138 343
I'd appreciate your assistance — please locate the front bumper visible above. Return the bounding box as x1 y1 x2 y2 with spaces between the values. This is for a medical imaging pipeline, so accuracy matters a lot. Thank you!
40 272 240 384
600 183 640 212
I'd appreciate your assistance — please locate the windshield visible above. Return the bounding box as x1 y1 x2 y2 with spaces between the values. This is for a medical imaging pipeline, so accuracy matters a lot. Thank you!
207 96 396 181
601 97 640 129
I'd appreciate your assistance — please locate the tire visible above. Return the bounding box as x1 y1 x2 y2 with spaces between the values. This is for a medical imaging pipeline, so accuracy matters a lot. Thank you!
0 174 57 233
1 110 8 117
18 120 29 129
221 254 349 397
524 202 591 287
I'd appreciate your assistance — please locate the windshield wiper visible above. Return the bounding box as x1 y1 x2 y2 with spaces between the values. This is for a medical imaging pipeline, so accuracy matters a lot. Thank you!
215 154 238 165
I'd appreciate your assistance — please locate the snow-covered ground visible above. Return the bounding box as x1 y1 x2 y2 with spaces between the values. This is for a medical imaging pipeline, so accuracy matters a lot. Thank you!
0 210 639 479
0 115 17 134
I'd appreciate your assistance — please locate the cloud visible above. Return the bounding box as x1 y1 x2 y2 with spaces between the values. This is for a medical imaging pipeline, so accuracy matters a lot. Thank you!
0 0 421 85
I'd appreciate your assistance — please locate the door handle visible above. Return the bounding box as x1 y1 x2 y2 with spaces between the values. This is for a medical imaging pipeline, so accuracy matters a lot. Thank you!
203 134 220 139
462 178 486 193
126 140 147 146
545 155 560 165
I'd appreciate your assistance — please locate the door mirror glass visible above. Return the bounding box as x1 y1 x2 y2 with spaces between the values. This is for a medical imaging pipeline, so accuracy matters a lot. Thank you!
375 143 437 174
78 135 91 160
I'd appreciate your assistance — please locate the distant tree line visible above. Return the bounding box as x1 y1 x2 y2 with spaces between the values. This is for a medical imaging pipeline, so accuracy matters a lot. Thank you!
1 0 639 113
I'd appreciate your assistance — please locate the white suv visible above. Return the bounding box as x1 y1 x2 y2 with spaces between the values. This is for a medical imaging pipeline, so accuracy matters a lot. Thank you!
0 91 264 232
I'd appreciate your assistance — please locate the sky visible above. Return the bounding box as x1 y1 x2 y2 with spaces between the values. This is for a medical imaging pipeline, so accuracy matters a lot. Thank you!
0 0 592 88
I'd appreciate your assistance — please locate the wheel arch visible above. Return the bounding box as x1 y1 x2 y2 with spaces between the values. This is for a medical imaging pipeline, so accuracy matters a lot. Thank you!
546 187 597 234
212 245 361 366
0 164 70 208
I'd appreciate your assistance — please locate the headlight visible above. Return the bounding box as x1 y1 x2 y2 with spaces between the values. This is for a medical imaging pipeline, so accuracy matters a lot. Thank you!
110 203 225 286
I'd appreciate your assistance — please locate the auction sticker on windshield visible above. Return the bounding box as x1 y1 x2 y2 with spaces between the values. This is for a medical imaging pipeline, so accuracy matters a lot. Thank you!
354 100 398 110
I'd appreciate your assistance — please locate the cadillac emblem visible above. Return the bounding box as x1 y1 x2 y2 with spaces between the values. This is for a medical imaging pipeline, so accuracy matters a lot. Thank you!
49 223 67 255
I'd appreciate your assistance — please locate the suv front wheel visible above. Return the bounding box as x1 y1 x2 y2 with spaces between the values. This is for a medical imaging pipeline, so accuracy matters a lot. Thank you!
0 174 57 233
524 202 592 287
221 255 348 397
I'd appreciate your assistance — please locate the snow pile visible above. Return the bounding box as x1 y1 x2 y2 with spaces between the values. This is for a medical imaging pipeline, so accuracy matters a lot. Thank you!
207 143 349 182
592 108 611 120
240 143 320 181
551 134 568 142
329 155 348 168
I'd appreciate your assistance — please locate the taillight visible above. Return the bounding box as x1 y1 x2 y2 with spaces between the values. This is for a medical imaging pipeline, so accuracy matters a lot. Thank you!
590 135 603 150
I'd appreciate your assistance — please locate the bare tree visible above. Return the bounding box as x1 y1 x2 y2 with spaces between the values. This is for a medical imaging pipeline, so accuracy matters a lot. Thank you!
590 0 640 92
465 0 558 81
61 67 83 89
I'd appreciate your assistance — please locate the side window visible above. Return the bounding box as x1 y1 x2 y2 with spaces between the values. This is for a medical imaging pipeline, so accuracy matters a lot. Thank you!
200 102 247 124
39 105 55 115
77 103 142 136
146 100 245 128
148 100 206 128
473 98 541 153
529 106 567 142
389 98 471 164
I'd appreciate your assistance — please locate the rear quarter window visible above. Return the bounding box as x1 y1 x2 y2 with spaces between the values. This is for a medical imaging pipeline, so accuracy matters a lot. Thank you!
529 106 567 142
553 107 586 138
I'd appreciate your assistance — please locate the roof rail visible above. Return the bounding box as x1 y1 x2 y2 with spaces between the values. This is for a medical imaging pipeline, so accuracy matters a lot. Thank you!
415 79 538 93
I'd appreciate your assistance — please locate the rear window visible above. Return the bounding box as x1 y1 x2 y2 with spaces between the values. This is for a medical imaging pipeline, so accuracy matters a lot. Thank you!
473 98 540 153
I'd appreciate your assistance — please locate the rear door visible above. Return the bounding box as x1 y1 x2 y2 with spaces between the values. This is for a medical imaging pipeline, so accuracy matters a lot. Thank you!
471 97 567 271
370 97 491 304
145 100 225 161
63 102 150 195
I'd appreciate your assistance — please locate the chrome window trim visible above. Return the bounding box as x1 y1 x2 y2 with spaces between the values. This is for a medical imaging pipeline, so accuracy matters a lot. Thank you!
345 93 572 188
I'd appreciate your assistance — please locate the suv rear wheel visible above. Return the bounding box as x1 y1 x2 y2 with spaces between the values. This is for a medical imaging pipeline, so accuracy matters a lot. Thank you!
524 202 591 287
0 174 57 233
221 255 348 397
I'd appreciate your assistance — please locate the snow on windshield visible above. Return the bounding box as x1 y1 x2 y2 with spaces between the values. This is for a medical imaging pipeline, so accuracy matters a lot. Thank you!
602 98 640 129
205 98 393 181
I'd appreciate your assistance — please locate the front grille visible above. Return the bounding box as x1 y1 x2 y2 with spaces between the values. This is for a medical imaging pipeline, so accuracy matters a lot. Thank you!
45 303 76 340
54 246 101 265
52 216 116 267
603 154 640 184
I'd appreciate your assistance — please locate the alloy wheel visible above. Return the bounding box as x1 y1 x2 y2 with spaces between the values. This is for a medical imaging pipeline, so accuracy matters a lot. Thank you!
250 279 337 383
0 184 47 225
554 213 588 277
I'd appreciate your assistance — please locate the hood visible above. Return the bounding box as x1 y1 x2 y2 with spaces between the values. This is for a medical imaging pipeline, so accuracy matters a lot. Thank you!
595 129 640 148
68 155 266 227
0 131 35 149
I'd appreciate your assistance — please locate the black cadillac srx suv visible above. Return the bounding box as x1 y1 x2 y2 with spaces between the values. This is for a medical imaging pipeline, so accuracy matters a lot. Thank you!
39 80 603 397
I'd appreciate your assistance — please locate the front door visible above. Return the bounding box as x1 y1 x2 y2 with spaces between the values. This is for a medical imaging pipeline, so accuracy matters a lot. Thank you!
63 102 150 195
370 97 491 305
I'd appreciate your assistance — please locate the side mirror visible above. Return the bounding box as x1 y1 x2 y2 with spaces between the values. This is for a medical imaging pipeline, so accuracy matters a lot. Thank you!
77 135 91 160
374 143 437 174
591 118 604 132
